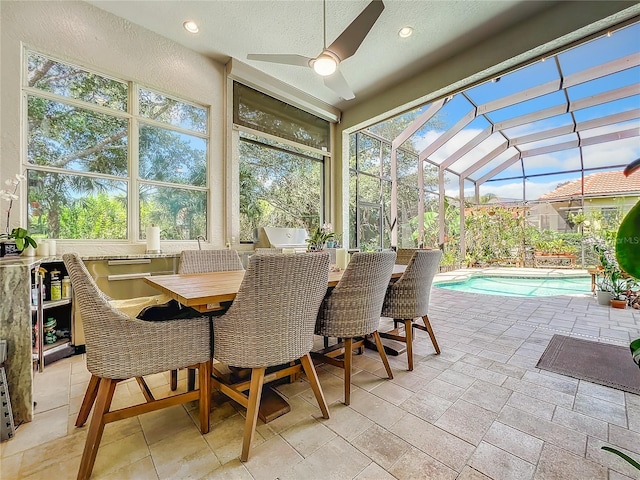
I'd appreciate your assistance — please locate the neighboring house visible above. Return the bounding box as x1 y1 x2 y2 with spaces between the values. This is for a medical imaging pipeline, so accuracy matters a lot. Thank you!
532 171 640 232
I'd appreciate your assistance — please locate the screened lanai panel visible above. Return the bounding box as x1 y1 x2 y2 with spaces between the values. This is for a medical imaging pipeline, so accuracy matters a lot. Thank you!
412 95 473 153
443 170 460 197
582 136 640 170
580 119 639 138
465 59 559 106
503 112 575 140
567 67 640 103
448 132 506 175
487 91 566 124
573 95 640 123
523 149 582 177
471 149 520 182
490 160 523 181
557 26 639 75
356 133 383 175
480 178 523 202
429 116 491 169
525 171 582 201
519 133 579 154
397 149 418 181
424 161 439 192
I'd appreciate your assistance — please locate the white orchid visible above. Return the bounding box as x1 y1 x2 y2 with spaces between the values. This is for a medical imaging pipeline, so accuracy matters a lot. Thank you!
1 172 27 236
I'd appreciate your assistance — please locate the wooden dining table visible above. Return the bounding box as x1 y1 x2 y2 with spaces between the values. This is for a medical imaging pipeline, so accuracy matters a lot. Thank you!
144 264 407 313
143 263 406 423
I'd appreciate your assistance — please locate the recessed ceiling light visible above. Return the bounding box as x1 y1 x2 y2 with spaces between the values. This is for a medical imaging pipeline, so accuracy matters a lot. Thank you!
183 21 199 34
398 26 413 38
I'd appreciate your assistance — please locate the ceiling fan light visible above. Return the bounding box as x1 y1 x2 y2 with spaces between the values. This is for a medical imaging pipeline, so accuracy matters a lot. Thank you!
313 55 338 76
183 20 199 34
398 26 413 38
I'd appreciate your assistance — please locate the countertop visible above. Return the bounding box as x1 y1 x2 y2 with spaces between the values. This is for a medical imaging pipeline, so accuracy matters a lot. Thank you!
0 252 181 268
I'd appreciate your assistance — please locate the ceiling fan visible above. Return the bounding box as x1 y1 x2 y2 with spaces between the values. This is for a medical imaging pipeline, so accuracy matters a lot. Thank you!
247 0 385 100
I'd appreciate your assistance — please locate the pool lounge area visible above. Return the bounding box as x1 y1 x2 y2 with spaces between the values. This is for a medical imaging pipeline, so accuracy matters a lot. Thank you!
3 269 639 480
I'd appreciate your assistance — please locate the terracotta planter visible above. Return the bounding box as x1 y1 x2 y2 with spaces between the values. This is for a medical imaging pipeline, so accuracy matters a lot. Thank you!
610 299 627 309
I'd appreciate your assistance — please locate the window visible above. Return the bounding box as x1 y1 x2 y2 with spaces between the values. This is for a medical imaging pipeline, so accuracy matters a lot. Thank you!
234 83 329 242
25 51 209 241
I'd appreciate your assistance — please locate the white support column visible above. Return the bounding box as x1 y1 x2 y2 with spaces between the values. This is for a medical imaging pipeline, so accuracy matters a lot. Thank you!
390 147 398 248
418 160 424 247
459 176 466 259
438 168 445 247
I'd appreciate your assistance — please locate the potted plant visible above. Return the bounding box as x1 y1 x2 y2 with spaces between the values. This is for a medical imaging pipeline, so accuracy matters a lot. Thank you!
608 271 634 309
0 173 38 256
306 223 335 251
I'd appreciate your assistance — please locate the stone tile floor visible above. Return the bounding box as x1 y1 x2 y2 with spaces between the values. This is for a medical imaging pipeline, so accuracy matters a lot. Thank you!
2 269 640 479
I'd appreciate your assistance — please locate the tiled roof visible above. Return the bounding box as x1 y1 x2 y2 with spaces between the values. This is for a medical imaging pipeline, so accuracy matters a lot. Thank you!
538 171 640 200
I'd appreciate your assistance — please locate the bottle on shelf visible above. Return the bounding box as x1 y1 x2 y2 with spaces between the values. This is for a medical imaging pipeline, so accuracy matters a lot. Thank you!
50 269 62 301
62 276 71 299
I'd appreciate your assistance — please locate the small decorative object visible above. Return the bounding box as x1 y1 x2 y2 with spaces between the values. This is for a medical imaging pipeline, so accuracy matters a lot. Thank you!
306 223 335 251
0 173 37 256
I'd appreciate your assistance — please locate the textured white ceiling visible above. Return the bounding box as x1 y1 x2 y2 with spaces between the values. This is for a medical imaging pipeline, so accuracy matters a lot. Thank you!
87 0 553 109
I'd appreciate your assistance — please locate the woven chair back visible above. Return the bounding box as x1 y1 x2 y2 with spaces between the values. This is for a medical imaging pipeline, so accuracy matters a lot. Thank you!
316 250 397 338
63 253 210 379
396 248 422 265
179 249 243 274
382 249 442 318
213 252 330 368
254 248 283 254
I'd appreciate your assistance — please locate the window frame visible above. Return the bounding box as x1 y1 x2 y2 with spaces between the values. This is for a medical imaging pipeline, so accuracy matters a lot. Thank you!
22 49 211 242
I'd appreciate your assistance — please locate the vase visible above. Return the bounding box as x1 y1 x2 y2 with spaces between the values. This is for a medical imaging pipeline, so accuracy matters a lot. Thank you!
610 299 627 309
596 290 613 305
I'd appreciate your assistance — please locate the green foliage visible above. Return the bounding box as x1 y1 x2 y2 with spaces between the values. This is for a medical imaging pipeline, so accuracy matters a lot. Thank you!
4 227 38 251
465 206 525 265
58 193 127 239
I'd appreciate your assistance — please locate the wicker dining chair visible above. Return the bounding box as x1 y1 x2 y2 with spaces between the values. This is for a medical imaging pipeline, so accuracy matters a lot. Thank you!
396 248 424 265
179 249 244 274
254 247 283 254
174 249 245 390
313 250 397 406
211 252 331 462
380 249 442 370
63 253 211 480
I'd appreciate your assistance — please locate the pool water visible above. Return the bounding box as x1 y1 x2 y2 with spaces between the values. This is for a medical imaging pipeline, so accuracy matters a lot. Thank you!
435 276 592 297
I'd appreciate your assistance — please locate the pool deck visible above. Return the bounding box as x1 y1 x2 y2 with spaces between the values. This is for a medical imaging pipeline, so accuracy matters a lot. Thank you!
435 267 591 285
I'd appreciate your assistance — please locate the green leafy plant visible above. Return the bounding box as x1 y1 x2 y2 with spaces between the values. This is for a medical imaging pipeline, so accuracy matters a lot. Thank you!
3 227 38 251
616 158 640 279
306 223 335 251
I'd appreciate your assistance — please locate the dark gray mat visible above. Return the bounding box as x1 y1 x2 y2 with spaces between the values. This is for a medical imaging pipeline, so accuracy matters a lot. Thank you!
536 334 640 395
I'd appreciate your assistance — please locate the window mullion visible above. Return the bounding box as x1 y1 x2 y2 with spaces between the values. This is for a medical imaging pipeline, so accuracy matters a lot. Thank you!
130 82 139 242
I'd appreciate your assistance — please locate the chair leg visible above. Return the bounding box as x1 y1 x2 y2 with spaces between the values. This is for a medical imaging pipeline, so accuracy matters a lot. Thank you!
198 361 211 434
404 319 414 371
170 369 178 391
75 374 100 427
372 331 393 380
421 315 440 354
77 378 117 480
188 368 197 391
240 367 265 462
344 338 352 406
300 353 329 419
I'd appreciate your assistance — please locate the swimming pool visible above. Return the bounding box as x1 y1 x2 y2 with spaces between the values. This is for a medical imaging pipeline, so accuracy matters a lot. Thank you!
435 276 592 297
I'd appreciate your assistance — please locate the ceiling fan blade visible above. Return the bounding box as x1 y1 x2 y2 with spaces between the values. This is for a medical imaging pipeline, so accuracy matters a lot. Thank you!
326 0 385 61
246 54 312 67
323 69 355 100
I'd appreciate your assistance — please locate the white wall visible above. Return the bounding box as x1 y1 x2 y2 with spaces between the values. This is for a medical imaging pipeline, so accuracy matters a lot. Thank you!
0 0 226 256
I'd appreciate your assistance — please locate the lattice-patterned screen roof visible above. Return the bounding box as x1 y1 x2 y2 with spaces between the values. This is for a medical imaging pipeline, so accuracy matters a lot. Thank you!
366 20 640 202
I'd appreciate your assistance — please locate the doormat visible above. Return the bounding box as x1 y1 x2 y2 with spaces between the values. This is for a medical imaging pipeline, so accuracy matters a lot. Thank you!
536 334 640 395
